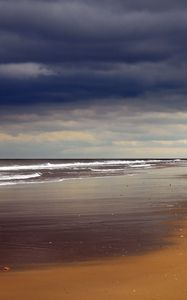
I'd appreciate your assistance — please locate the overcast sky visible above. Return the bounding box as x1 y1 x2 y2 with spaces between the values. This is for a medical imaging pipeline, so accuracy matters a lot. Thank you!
0 0 187 158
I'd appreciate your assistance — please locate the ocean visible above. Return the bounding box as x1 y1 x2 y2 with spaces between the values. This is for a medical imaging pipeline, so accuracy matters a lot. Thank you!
0 158 185 186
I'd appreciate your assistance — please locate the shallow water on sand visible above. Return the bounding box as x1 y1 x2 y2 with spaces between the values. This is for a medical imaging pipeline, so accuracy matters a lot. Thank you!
0 165 187 269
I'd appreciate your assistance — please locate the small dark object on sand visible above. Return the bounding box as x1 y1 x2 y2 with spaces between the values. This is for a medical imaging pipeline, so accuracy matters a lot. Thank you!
2 266 10 272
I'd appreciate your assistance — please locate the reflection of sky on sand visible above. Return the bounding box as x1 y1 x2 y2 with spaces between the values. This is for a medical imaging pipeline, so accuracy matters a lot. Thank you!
0 165 187 268
1 166 187 216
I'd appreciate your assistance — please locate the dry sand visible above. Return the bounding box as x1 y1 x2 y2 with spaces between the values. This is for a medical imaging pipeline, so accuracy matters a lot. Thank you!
1 220 187 300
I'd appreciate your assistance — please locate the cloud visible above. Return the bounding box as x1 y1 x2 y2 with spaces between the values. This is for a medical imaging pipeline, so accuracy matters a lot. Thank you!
0 0 187 157
0 103 187 157
0 0 186 109
0 130 95 143
0 2 186 65
0 0 187 69
0 63 55 79
0 61 187 108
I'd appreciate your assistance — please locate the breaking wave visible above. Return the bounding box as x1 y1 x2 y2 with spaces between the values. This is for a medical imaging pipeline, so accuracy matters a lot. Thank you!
0 159 184 186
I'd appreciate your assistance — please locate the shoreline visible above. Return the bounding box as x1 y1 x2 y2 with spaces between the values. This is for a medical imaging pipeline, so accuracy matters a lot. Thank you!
0 166 187 270
1 165 187 298
1 216 187 299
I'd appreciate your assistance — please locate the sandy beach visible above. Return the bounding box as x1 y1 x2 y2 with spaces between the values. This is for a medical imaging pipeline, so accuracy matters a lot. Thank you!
1 218 187 300
1 164 187 299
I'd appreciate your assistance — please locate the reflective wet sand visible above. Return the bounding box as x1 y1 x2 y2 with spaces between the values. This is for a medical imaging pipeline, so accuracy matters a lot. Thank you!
1 166 187 299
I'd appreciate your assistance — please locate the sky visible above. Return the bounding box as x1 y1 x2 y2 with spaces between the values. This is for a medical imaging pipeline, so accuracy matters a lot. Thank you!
0 0 187 158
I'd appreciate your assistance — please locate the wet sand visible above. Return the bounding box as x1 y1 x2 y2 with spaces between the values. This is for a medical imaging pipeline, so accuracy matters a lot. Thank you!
1 165 187 298
0 166 186 268
1 218 187 300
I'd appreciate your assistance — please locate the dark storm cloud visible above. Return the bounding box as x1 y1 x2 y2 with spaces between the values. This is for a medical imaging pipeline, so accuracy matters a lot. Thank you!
0 62 186 112
0 0 187 110
0 1 187 62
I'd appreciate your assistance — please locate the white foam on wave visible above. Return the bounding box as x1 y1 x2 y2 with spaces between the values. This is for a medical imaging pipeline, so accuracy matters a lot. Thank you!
0 159 183 172
0 160 156 171
0 182 18 186
0 172 41 181
91 168 124 172
0 163 55 171
0 177 79 187
129 164 151 168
